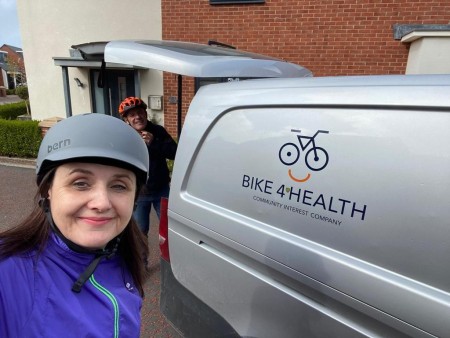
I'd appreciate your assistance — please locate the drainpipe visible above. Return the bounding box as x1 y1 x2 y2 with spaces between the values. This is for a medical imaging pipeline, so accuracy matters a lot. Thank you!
61 66 72 117
177 74 182 140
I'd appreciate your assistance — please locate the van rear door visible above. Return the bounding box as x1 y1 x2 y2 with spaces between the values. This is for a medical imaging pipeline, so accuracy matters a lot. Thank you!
104 40 312 78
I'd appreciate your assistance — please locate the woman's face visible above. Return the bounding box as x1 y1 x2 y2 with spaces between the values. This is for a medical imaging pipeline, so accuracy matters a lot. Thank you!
48 162 136 249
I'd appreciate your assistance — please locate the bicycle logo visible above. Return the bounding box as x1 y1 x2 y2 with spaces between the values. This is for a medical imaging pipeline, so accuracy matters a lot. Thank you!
279 129 330 183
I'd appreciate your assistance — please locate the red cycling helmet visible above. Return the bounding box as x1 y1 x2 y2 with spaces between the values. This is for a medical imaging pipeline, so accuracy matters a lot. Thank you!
118 97 147 116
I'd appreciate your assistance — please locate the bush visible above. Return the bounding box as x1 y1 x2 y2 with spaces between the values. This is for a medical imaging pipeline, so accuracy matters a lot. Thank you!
167 159 174 174
0 101 28 120
15 86 29 101
0 120 41 158
15 86 30 115
6 89 15 95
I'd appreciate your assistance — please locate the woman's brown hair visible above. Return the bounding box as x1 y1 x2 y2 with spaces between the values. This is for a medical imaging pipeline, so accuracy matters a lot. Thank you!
0 168 149 297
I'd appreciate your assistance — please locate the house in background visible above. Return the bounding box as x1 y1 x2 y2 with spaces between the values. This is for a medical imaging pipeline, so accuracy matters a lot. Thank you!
16 0 163 122
0 44 25 96
16 0 450 137
0 51 8 96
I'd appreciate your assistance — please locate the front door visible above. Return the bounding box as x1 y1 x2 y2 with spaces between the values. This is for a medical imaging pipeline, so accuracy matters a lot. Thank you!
91 69 136 117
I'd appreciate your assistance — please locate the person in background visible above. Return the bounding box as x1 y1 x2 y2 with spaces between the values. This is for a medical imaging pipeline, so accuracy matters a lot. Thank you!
119 96 177 236
0 114 149 337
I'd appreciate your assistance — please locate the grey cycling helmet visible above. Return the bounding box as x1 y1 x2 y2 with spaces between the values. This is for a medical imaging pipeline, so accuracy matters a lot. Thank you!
36 113 149 185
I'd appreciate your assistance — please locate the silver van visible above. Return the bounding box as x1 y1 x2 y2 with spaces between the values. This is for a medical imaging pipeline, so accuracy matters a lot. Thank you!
160 74 450 337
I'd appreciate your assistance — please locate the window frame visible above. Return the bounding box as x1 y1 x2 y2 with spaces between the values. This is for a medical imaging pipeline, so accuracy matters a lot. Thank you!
210 0 265 4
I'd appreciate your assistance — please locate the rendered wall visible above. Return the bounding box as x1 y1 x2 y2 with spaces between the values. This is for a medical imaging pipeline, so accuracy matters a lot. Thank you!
16 0 162 122
405 37 450 74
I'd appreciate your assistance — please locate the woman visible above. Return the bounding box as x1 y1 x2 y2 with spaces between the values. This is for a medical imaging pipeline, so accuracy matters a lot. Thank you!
0 113 150 337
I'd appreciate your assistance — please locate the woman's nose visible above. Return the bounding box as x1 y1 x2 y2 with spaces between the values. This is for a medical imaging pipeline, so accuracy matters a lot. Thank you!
88 186 112 212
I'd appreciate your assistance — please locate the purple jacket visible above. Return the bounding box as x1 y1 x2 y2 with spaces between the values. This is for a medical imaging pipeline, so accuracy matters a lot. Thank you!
0 233 142 337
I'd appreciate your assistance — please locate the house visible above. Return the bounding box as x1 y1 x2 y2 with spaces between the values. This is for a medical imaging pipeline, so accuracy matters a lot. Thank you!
16 0 450 136
160 0 450 136
0 44 25 90
16 0 163 122
0 50 7 96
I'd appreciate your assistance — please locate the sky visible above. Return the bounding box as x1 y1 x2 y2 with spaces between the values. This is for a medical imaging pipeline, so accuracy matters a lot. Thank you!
0 0 22 48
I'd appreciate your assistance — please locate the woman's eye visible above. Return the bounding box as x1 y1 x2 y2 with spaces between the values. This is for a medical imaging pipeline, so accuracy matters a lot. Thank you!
111 183 128 191
72 181 89 189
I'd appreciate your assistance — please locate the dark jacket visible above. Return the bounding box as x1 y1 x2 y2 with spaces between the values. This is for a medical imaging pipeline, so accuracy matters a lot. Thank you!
143 121 177 194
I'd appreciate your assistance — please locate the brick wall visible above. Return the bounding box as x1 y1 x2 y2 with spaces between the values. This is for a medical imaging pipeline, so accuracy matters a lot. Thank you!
161 0 450 136
163 73 195 138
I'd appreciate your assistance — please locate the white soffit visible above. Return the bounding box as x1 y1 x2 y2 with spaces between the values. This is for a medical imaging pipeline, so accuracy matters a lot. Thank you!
401 31 450 43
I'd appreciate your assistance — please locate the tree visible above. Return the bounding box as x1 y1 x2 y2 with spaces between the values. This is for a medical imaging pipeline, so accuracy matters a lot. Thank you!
6 57 27 88
15 85 30 115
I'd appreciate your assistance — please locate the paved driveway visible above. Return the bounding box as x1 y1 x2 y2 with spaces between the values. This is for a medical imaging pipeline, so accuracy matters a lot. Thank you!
0 94 22 105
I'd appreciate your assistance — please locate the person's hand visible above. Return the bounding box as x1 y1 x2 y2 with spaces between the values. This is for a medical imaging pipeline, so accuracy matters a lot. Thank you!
140 131 154 145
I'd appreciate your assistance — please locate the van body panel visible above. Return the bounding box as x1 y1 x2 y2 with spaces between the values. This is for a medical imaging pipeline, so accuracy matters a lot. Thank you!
168 75 450 337
168 212 434 338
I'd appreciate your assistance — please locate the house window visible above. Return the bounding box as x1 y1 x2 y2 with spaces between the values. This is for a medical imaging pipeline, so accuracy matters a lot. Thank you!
0 52 7 63
210 0 264 4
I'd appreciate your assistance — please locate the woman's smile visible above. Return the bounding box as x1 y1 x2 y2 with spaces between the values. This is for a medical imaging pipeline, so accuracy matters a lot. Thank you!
79 216 114 226
48 162 137 249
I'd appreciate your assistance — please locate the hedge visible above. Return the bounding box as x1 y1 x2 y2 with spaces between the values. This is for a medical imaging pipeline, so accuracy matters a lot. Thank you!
0 101 28 120
0 120 41 158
